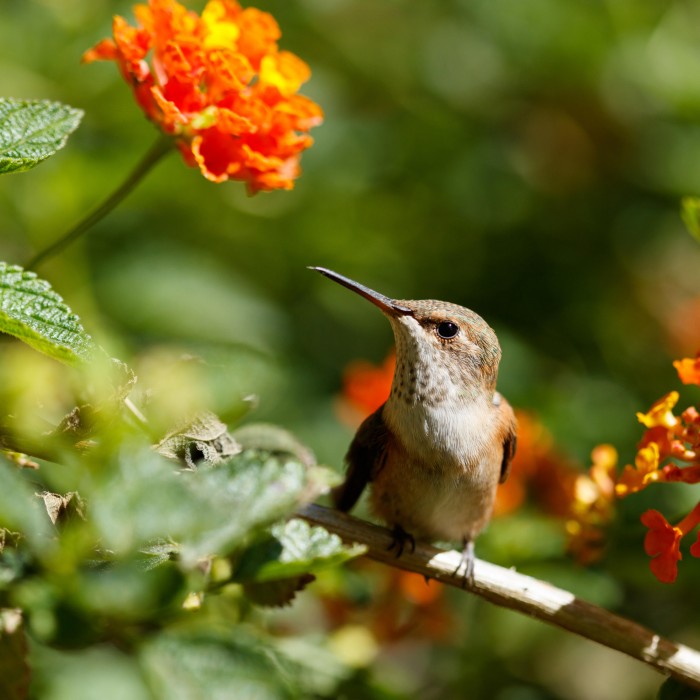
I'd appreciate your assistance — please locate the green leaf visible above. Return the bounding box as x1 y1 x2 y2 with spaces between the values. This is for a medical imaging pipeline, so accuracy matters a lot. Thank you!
140 627 295 700
0 263 94 364
139 541 180 571
242 575 316 608
178 452 337 564
0 543 26 591
0 609 29 700
0 98 82 174
232 423 318 467
89 447 335 563
681 197 700 244
235 519 366 583
75 559 185 622
30 644 151 700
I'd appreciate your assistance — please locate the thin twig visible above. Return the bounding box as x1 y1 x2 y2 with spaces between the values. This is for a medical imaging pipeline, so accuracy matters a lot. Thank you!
26 135 173 269
298 503 700 691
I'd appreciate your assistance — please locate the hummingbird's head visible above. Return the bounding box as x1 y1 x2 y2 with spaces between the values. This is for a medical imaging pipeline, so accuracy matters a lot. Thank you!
310 267 501 402
387 298 501 398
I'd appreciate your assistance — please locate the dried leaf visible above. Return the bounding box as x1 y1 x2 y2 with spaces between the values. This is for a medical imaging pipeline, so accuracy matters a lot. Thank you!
38 491 85 525
157 411 241 469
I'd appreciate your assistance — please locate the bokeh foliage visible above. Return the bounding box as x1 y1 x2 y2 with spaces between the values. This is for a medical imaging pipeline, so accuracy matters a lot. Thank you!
2 0 700 698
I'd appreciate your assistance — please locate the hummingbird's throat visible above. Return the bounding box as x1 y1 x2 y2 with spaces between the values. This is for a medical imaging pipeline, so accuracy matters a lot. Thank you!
388 317 484 407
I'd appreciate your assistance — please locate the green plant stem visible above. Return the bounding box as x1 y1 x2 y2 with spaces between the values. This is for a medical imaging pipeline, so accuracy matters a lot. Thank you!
26 134 174 269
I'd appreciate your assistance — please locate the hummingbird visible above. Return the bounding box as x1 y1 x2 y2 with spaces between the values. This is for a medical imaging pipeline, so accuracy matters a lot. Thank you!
311 267 517 584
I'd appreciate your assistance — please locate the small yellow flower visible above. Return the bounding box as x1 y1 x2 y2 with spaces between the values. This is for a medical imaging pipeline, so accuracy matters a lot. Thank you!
636 392 679 429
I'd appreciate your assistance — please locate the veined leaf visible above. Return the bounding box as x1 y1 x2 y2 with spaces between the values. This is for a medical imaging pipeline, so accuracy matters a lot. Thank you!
235 519 366 583
0 263 94 364
90 448 335 563
0 98 82 174
179 453 336 564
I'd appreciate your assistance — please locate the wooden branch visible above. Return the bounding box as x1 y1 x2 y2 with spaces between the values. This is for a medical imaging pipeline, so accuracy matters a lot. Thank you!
298 503 700 691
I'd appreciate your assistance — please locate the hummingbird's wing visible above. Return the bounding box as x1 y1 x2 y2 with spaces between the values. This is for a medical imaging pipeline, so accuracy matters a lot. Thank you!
498 403 518 484
332 404 390 512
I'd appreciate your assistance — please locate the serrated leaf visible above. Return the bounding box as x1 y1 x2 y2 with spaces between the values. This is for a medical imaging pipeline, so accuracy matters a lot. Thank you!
0 263 94 364
681 197 700 244
89 448 335 563
235 519 366 583
0 98 82 174
0 609 29 700
139 541 180 571
178 452 335 564
140 627 295 700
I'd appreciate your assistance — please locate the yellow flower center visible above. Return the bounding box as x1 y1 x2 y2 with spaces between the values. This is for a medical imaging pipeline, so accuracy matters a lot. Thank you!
202 0 240 49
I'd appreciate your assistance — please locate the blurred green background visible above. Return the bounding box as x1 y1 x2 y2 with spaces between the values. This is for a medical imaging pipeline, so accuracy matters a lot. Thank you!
3 0 700 698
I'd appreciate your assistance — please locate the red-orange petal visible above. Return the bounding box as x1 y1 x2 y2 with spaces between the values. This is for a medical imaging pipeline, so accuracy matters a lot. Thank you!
82 38 118 63
641 509 682 584
690 530 700 558
674 354 700 386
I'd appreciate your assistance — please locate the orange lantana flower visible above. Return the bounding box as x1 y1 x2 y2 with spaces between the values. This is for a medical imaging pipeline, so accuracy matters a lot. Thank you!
674 353 700 386
641 504 700 583
616 353 700 582
84 0 323 192
565 445 617 565
615 389 700 500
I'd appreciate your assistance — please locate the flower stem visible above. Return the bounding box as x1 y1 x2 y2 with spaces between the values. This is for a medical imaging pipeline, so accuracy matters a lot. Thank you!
678 501 700 535
26 134 174 270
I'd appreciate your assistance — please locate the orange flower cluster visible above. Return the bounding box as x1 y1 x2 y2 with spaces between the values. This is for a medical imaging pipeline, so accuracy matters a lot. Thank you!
503 413 616 564
338 351 616 563
565 445 617 564
83 0 323 192
616 353 700 583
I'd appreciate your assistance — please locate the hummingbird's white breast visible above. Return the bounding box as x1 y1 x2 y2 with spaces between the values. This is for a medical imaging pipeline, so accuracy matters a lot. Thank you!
372 313 507 541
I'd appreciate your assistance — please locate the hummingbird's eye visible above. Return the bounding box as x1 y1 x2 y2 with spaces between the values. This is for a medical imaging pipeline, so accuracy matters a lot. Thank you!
436 321 459 339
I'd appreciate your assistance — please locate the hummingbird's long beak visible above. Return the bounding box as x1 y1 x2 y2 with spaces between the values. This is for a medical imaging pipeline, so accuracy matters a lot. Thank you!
309 267 414 317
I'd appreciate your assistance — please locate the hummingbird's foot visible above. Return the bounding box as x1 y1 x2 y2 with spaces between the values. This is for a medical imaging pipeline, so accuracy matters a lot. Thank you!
387 525 416 558
452 539 475 588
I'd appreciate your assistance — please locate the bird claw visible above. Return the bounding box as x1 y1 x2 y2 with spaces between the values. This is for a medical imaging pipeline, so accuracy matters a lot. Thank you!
452 539 475 588
387 525 416 558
